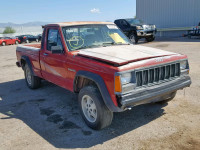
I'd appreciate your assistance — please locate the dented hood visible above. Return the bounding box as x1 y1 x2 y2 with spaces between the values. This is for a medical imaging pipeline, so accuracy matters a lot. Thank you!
78 45 177 66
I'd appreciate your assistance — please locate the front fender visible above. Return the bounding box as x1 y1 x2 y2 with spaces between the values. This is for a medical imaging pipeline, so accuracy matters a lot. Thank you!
74 70 123 112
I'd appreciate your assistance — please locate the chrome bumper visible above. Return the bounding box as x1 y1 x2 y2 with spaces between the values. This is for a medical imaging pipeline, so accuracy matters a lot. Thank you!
119 75 191 109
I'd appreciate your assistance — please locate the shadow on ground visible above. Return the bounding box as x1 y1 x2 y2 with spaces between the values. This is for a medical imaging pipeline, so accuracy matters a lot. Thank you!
0 79 166 148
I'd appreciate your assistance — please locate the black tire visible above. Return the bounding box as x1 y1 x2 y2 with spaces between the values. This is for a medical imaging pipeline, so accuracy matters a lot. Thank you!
2 42 6 46
156 92 177 104
146 35 155 42
24 64 41 89
78 86 113 130
129 33 138 44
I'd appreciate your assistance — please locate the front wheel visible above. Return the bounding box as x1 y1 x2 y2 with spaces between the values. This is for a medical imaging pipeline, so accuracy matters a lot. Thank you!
146 35 155 42
78 86 113 130
129 33 138 44
24 64 41 89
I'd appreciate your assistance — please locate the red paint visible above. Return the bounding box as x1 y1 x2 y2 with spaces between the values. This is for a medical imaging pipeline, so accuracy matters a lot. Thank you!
16 23 189 108
0 37 20 45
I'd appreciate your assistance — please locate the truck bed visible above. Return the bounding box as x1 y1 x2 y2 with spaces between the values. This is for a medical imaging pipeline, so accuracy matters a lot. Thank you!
16 44 42 77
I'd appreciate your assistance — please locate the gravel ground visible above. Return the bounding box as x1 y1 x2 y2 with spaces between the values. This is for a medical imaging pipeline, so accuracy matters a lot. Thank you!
0 37 200 150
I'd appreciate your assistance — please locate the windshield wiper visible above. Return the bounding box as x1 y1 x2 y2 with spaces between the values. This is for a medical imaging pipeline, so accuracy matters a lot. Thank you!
102 42 115 46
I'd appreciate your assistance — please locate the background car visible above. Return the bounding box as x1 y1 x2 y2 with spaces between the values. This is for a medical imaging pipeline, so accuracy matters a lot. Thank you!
114 18 157 44
16 35 40 43
0 37 20 46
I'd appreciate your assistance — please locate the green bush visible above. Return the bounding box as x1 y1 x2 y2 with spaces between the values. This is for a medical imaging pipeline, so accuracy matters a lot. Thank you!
3 27 16 34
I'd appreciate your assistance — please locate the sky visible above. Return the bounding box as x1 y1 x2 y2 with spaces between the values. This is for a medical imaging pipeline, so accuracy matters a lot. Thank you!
0 0 136 24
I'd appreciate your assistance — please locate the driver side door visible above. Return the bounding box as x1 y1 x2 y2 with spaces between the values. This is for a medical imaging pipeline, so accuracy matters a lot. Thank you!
40 27 69 89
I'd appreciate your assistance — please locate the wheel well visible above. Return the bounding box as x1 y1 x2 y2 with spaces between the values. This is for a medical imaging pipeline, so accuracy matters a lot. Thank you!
129 31 137 37
21 59 26 70
74 76 97 93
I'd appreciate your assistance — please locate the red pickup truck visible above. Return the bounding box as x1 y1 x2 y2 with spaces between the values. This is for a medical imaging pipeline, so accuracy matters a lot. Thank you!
16 22 191 130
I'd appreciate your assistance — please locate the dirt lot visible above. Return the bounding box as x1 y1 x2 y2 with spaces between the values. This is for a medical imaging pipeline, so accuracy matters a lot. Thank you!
0 37 200 150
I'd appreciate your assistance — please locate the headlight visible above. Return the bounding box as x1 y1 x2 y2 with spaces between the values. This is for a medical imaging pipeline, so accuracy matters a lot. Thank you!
136 26 143 30
121 73 132 85
180 60 187 70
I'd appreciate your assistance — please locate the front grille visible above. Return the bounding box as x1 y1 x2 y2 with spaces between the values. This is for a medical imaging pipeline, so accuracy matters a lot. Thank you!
136 63 180 87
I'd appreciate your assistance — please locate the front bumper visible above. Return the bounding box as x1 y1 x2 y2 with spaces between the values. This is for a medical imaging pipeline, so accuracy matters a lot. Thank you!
137 29 157 37
119 75 191 109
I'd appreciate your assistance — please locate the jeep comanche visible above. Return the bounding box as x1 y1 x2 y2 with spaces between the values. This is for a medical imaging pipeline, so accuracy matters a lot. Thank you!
16 21 191 130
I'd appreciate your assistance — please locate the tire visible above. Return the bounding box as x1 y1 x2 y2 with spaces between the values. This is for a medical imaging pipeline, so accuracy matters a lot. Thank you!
24 64 41 89
78 86 113 130
146 35 155 42
26 39 29 43
129 33 138 44
15 41 19 45
156 91 177 104
2 42 6 46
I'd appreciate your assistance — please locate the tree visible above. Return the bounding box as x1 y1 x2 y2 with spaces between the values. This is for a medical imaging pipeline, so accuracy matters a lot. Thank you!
3 27 16 34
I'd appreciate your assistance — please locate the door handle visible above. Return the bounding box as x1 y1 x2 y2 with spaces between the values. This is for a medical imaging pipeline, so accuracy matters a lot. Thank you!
43 53 48 56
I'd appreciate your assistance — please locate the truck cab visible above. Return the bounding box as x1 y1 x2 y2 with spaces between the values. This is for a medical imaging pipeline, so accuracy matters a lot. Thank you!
16 22 191 130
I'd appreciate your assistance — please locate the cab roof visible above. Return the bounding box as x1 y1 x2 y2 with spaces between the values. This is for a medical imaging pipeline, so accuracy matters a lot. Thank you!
45 21 114 27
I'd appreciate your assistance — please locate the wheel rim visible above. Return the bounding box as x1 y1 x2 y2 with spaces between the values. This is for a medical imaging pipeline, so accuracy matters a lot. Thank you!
36 39 38 42
26 67 32 85
16 41 18 44
81 95 97 123
2 42 5 46
130 35 135 43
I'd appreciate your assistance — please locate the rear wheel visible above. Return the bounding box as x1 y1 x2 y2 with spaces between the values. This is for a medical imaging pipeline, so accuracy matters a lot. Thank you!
78 86 113 130
24 64 41 89
2 42 6 46
129 33 138 44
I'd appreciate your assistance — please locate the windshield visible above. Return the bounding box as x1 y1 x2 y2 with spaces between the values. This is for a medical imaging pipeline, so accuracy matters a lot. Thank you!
126 18 144 26
62 24 131 51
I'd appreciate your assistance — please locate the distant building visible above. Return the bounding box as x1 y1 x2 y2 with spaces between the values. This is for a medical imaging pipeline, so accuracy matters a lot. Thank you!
136 0 200 36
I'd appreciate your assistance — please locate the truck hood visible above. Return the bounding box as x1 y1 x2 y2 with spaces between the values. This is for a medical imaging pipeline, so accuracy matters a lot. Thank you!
78 45 177 66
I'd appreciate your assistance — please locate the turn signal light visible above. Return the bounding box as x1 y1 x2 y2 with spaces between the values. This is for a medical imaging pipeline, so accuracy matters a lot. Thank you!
115 76 122 93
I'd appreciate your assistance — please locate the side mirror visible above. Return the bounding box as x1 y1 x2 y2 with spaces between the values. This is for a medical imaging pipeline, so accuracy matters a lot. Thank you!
51 45 63 54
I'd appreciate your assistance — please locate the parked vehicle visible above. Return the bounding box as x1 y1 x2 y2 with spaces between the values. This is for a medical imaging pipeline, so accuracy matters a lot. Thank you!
16 22 191 130
16 35 40 43
0 37 20 46
37 34 42 41
187 22 200 39
114 18 157 44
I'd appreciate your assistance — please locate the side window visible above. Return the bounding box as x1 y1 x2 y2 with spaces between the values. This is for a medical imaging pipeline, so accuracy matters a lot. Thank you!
47 29 63 51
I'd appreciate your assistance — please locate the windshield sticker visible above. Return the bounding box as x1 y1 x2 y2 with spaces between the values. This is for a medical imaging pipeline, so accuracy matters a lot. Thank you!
67 36 84 50
107 25 118 29
109 33 126 44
